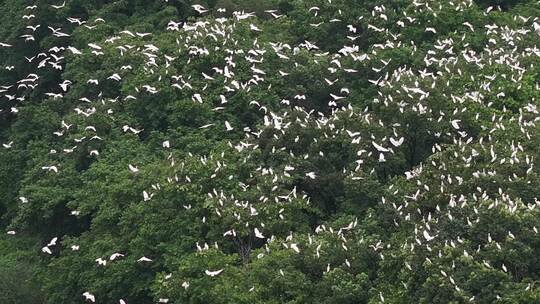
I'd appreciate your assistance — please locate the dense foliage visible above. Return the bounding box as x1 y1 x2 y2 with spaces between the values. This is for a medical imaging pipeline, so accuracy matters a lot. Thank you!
1 0 540 303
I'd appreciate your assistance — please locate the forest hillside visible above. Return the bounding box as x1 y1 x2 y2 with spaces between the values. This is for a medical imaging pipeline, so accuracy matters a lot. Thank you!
0 0 540 303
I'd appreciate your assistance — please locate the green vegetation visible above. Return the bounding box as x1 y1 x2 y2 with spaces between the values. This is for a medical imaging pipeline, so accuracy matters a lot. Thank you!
0 0 539 303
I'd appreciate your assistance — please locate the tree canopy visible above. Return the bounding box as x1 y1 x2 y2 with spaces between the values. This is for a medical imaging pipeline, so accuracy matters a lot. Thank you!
1 0 540 303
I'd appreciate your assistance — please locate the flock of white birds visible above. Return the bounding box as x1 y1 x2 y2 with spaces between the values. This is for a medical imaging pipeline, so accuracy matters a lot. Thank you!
2 0 540 303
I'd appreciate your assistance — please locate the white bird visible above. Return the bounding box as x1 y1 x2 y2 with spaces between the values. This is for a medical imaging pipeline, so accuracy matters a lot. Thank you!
372 141 390 152
110 253 125 261
137 256 152 262
143 191 151 201
88 43 101 50
42 165 59 173
205 269 224 277
82 291 95 303
108 74 121 81
390 137 404 147
59 80 72 92
225 121 234 131
192 93 203 103
306 172 317 179
67 46 82 54
124 30 140 38
191 4 208 14
254 228 265 239
450 120 461 130
51 1 66 9
47 237 58 247
128 164 139 173
219 95 228 104
250 24 262 32
423 230 436 241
